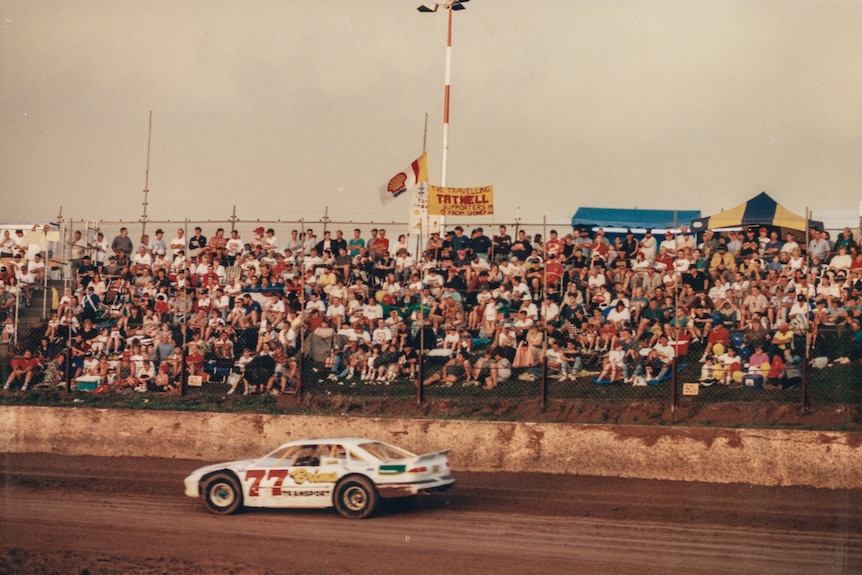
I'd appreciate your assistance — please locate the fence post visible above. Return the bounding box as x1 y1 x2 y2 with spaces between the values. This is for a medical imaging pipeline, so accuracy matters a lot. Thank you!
417 315 425 406
670 356 678 415
540 354 547 409
801 350 810 412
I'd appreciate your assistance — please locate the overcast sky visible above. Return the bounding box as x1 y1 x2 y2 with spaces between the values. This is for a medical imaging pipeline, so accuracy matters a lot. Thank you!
1 0 860 229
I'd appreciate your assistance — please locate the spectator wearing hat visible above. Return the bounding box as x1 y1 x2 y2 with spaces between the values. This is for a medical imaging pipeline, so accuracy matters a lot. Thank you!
76 255 96 290
739 228 759 259
709 243 736 281
639 229 657 261
148 229 168 258
659 230 677 257
569 228 590 260
619 230 639 265
261 228 278 253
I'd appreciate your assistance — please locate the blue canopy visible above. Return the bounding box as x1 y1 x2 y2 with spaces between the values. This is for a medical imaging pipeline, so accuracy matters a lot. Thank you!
571 207 701 232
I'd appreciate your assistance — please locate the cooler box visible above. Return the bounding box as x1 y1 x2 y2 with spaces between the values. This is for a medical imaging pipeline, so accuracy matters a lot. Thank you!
669 337 690 356
76 376 102 391
742 373 763 390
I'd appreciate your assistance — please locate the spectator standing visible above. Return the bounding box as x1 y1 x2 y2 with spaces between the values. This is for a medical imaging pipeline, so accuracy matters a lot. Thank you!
169 228 186 256
111 227 133 258
492 225 512 264
187 227 207 258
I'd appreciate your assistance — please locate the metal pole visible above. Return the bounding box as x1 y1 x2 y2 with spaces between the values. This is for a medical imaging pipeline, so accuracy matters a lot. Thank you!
297 218 305 397
141 111 152 237
180 219 188 396
540 216 548 408
802 207 811 412
418 290 425 405
671 210 679 414
39 227 48 321
229 205 239 233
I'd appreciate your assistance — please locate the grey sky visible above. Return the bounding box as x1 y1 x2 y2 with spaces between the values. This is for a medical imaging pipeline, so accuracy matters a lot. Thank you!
1 0 860 228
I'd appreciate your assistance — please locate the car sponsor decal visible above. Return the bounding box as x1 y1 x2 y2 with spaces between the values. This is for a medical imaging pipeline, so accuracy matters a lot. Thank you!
245 468 338 496
290 469 339 485
284 489 330 497
379 464 406 475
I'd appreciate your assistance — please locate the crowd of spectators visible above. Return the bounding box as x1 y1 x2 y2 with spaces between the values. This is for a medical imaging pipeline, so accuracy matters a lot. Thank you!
2 221 862 394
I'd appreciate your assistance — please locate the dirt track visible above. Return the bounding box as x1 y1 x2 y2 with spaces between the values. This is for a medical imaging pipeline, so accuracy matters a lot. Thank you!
2 453 861 574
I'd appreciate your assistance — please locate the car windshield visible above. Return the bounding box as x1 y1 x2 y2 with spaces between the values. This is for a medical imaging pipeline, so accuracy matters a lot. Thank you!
259 444 301 468
358 441 415 462
259 443 350 467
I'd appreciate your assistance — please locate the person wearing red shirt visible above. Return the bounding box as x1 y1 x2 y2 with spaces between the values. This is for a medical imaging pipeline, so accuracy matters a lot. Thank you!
701 323 731 361
5 349 41 391
543 230 563 260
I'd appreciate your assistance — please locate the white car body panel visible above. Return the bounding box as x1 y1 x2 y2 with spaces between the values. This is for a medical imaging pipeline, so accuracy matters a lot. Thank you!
184 437 454 513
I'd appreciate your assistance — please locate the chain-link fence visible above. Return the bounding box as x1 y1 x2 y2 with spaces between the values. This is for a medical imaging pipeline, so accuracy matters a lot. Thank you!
2 217 860 425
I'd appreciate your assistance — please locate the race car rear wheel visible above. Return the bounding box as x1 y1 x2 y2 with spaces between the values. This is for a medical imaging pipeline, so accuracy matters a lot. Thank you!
202 472 243 515
334 476 378 519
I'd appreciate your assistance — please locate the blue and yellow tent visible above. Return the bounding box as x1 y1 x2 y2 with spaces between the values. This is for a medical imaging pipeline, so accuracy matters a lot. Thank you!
690 192 822 233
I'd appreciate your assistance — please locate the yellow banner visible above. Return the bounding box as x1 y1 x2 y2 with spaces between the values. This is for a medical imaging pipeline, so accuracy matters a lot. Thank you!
428 185 494 216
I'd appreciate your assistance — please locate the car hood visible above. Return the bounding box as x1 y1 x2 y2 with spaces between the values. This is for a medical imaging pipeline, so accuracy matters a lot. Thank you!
186 458 258 479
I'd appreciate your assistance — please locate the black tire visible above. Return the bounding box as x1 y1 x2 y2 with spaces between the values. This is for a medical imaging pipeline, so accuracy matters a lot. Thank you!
333 476 378 519
202 472 243 515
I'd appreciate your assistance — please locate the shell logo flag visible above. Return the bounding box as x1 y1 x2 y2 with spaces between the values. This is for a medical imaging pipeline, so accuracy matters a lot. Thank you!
379 152 428 205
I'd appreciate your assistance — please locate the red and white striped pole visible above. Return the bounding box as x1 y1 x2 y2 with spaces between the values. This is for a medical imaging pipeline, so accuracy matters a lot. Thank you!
439 3 454 230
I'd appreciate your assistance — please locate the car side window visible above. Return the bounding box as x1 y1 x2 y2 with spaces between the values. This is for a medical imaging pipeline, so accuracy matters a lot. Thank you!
291 445 320 467
320 444 346 465
265 445 299 468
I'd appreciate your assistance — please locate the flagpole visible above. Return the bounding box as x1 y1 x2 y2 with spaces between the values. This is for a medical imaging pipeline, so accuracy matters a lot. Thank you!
416 113 429 259
439 3 453 232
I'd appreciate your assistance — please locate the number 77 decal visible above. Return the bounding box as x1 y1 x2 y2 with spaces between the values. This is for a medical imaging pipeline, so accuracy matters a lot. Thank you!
245 469 290 497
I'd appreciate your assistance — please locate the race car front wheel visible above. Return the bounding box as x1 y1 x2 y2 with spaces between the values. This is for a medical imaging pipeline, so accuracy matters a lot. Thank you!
334 476 378 519
202 472 243 515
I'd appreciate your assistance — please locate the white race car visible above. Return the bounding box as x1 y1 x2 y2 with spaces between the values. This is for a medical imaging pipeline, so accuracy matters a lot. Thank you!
184 437 454 519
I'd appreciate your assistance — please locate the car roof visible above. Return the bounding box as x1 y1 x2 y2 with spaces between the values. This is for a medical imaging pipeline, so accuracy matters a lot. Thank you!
281 437 386 447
